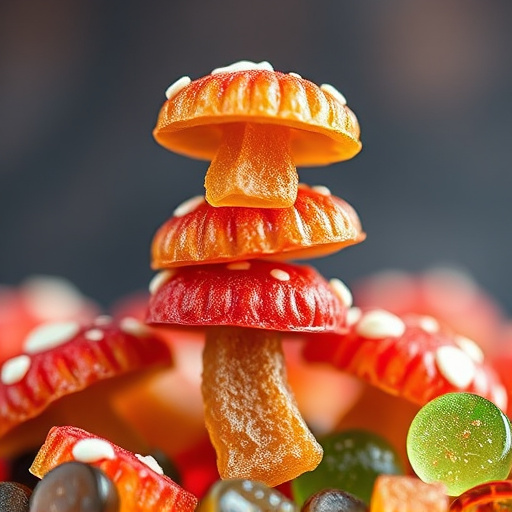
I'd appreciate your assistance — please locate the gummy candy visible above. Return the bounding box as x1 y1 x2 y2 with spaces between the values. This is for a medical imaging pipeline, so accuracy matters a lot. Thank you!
407 393 512 496
301 489 367 512
449 480 512 511
291 429 404 505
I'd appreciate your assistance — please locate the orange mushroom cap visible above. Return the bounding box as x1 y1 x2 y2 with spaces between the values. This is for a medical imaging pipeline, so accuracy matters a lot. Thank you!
153 61 361 166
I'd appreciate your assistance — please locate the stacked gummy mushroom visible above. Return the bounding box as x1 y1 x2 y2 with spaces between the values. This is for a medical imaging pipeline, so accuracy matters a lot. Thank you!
147 60 365 486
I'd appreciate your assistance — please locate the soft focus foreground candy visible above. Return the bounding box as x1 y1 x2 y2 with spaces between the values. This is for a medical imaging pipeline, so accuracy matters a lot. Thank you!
202 327 322 486
197 479 297 512
370 475 449 512
154 61 361 208
0 482 32 512
0 318 172 457
301 489 368 512
303 310 507 410
407 393 512 496
151 185 365 268
449 480 512 511
30 462 120 512
30 426 198 512
291 429 404 505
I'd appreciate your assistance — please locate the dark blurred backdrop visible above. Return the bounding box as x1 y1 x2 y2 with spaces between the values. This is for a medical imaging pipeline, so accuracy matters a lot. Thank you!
1 1 511 311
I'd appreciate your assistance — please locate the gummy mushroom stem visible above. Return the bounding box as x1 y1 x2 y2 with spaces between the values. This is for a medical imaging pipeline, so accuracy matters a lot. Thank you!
204 123 298 208
202 326 323 487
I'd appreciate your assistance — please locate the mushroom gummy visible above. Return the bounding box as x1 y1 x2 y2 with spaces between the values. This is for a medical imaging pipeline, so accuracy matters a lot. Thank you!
149 60 364 486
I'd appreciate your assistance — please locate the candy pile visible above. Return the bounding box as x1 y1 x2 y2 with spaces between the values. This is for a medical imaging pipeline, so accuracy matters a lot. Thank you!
0 62 512 511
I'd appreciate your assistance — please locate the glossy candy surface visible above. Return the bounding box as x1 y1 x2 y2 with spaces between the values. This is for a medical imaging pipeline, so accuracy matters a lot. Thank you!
196 479 297 512
151 184 365 268
30 426 198 512
370 475 449 512
30 462 119 512
147 260 349 333
407 393 512 496
291 429 404 505
0 482 32 512
449 480 512 511
301 489 368 512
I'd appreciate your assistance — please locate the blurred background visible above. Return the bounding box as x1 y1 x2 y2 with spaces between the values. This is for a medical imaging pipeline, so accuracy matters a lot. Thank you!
1 0 511 311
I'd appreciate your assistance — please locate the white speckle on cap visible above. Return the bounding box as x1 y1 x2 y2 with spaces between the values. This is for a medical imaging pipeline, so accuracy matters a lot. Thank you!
211 60 274 75
173 195 205 217
270 269 290 282
1 355 31 385
120 317 151 337
454 335 484 364
94 315 112 326
149 270 176 295
435 345 476 389
347 307 362 326
356 310 406 339
165 76 191 100
84 329 104 342
311 185 331 196
288 72 302 79
226 261 251 270
135 454 164 475
329 278 353 308
417 315 440 334
72 438 116 463
320 84 347 106
24 321 80 354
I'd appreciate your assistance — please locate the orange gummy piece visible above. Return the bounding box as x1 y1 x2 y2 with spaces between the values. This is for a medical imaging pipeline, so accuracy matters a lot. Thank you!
370 475 449 512
202 327 323 487
204 123 297 208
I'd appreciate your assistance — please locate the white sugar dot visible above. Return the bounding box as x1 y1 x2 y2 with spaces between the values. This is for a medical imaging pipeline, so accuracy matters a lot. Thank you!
270 269 290 282
320 83 347 106
311 185 331 196
24 321 80 354
347 307 362 326
120 317 151 337
435 345 476 389
211 60 274 75
226 261 251 270
149 270 176 295
417 315 440 334
454 335 484 364
72 439 116 463
1 355 31 385
165 76 191 100
84 328 104 342
356 310 406 339
329 278 353 308
94 315 112 326
135 454 164 475
173 195 205 217
288 72 302 79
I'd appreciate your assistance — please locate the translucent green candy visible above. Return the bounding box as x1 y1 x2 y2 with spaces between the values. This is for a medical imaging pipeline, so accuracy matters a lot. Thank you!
407 392 512 497
291 429 404 505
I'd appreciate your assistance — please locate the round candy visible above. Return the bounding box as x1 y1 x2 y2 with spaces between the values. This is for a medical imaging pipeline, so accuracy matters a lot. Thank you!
301 489 367 512
291 429 404 505
0 482 32 512
197 479 297 512
30 461 119 512
450 480 512 511
407 392 512 496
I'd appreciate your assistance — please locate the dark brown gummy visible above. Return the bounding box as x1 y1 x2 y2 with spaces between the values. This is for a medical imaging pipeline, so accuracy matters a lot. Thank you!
29 462 120 512
0 482 32 512
301 489 368 512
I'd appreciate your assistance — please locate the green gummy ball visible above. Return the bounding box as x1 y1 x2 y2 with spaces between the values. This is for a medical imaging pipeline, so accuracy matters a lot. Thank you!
292 429 404 505
407 392 512 496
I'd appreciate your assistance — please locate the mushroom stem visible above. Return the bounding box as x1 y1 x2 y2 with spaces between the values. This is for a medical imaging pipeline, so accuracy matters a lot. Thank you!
204 123 298 208
201 326 322 487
